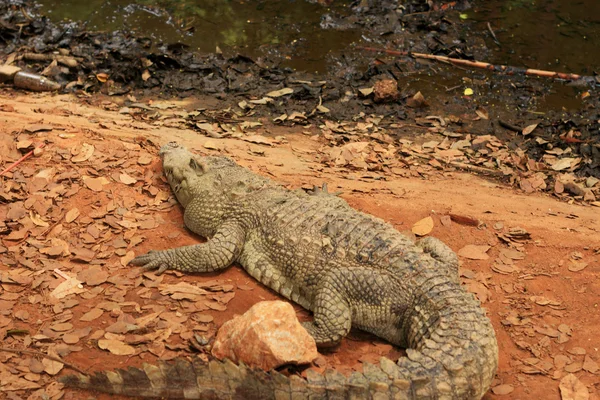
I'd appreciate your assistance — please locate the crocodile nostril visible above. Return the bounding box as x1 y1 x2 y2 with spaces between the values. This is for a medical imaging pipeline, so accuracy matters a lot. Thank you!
159 142 179 156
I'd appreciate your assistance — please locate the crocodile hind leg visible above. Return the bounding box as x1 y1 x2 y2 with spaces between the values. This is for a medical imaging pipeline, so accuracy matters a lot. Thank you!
301 270 352 347
130 220 246 274
302 267 408 348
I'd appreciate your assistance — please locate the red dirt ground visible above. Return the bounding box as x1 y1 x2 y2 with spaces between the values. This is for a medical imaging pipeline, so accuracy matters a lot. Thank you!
0 90 598 400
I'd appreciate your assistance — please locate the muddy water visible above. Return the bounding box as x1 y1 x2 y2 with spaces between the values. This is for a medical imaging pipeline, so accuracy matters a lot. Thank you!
473 0 600 76
472 0 600 110
35 0 359 73
35 0 597 111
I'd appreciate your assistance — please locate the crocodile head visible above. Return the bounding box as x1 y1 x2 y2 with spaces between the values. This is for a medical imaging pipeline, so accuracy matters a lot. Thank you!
159 141 235 207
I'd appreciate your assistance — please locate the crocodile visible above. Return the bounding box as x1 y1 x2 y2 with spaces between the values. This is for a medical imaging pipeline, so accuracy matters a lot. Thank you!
60 141 498 399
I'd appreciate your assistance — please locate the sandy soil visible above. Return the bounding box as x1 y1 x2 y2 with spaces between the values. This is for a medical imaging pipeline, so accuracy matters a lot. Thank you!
0 90 598 400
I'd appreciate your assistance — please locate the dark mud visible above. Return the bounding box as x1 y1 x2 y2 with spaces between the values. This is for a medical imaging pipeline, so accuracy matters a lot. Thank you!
1 0 599 180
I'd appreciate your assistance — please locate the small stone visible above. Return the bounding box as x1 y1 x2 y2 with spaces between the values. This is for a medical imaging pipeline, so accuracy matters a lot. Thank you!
211 301 318 370
33 147 44 157
373 79 399 103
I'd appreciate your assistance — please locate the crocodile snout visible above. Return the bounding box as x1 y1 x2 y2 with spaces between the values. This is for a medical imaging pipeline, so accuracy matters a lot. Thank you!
159 141 181 156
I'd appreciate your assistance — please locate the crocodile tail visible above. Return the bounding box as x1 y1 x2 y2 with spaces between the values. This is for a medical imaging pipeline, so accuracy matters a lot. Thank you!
60 357 289 399
61 323 496 400
387 273 499 400
61 281 497 400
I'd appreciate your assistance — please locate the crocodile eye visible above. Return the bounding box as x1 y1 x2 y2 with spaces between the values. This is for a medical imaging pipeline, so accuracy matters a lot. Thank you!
189 158 204 172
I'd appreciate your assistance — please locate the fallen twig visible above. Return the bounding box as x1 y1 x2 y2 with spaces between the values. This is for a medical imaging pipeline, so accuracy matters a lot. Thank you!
357 46 597 83
498 120 522 132
0 346 87 375
487 22 500 46
0 143 46 177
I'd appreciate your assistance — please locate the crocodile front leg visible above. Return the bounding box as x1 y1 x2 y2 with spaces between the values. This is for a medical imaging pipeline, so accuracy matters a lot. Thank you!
416 236 459 268
415 236 459 282
130 220 246 274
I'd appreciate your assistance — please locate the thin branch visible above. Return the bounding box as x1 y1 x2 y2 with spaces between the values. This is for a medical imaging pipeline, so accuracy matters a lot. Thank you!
487 22 500 46
0 346 88 375
357 46 596 83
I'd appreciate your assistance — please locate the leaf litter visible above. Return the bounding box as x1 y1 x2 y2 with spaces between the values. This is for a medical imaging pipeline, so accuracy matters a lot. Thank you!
0 107 598 400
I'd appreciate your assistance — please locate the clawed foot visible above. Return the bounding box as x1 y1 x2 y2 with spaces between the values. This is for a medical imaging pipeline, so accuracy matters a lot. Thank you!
130 250 174 275
301 321 342 349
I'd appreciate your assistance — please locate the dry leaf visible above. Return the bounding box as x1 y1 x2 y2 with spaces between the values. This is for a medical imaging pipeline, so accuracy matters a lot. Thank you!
475 107 489 120
17 139 33 149
500 249 525 260
29 211 49 227
42 357 64 375
554 354 571 370
266 87 293 97
559 373 589 400
80 308 103 322
522 123 538 136
24 124 53 133
50 277 85 299
98 339 136 355
568 347 587 355
65 208 80 223
71 247 96 263
204 140 223 150
466 280 491 303
96 73 109 82
492 384 514 395
195 314 214 323
0 378 41 391
411 216 434 236
71 143 95 162
136 312 162 328
568 261 588 272
458 245 491 260
83 176 109 192
119 173 137 185
29 358 45 374
564 361 583 373
552 158 575 171
138 153 153 165
121 251 135 267
535 325 559 337
583 355 599 373
440 215 452 227
242 135 275 146
50 322 73 332
358 87 374 96
77 266 109 286
406 91 428 108
63 334 80 344
555 180 565 194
